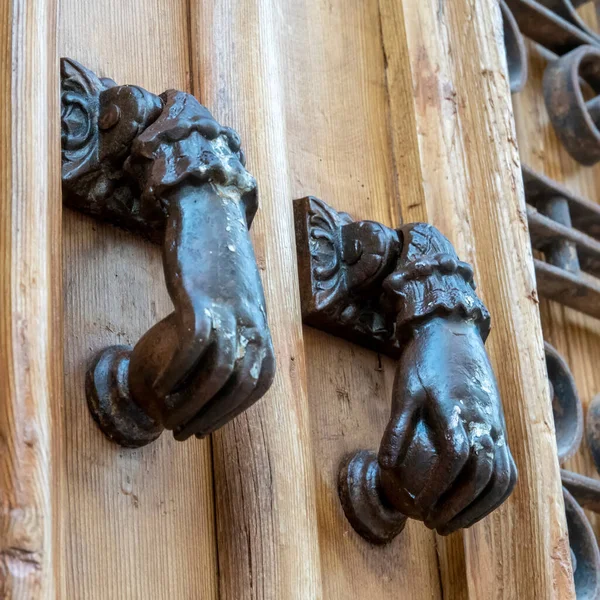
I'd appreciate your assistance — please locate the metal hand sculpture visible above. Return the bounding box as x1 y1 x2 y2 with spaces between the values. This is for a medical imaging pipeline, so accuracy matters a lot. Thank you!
294 197 517 541
62 58 275 447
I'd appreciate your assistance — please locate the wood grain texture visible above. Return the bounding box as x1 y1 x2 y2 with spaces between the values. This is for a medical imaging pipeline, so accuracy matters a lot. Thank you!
58 1 218 598
380 0 575 598
8 0 580 596
513 2 600 543
0 0 61 598
190 2 323 598
281 0 443 598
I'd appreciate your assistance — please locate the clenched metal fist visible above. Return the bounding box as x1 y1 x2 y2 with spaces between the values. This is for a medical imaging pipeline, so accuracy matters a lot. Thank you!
378 315 517 535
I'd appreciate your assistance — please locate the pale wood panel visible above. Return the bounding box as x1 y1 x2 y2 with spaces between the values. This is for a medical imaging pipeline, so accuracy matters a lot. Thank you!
381 0 575 598
190 2 323 598
280 0 443 598
59 1 218 598
376 4 471 597
512 5 600 539
0 0 61 597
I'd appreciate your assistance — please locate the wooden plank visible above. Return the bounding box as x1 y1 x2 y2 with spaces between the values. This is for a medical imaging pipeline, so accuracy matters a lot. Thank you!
278 1 444 598
376 2 478 596
190 2 323 598
380 0 575 598
58 1 218 598
0 0 61 597
512 2 600 544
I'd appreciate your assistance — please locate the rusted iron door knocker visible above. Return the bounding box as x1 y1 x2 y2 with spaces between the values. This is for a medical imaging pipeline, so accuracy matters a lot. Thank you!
294 197 517 542
61 59 276 447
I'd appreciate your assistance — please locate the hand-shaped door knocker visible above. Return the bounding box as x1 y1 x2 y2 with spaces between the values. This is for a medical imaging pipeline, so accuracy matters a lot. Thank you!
61 59 275 447
294 198 517 542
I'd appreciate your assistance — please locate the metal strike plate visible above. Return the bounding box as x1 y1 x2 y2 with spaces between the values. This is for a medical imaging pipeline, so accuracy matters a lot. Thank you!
524 166 600 319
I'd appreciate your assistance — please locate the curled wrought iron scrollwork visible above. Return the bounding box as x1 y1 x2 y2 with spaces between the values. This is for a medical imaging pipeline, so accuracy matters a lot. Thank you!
544 45 600 167
545 342 600 598
500 0 529 93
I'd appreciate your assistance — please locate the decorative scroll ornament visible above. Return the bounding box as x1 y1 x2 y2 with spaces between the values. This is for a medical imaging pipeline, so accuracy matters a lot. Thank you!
296 197 402 356
505 0 600 56
61 58 274 446
544 342 600 599
543 45 600 167
294 197 515 541
500 0 529 93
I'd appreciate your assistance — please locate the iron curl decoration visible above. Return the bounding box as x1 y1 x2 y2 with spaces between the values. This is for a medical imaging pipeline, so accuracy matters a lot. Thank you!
504 0 600 165
545 341 600 599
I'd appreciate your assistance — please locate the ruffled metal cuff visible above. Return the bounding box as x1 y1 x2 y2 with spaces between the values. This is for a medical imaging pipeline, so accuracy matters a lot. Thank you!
384 223 490 341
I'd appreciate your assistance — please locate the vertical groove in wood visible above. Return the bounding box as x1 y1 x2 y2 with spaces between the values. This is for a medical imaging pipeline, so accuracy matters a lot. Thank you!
380 0 575 598
280 0 443 597
0 0 61 597
58 1 219 598
190 2 323 598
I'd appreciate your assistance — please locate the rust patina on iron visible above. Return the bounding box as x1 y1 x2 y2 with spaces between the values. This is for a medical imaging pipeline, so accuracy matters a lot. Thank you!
503 2 600 164
545 342 583 463
586 393 600 474
544 45 600 166
61 58 275 447
505 0 598 56
294 197 517 541
537 0 600 44
500 0 529 93
523 166 600 319
545 342 600 598
562 486 600 598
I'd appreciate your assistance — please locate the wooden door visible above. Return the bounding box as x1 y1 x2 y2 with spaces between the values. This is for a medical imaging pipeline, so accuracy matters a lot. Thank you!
1 0 575 598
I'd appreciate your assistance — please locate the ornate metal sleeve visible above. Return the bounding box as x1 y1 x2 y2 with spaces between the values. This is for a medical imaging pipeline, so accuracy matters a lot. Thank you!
294 197 517 542
62 58 275 447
